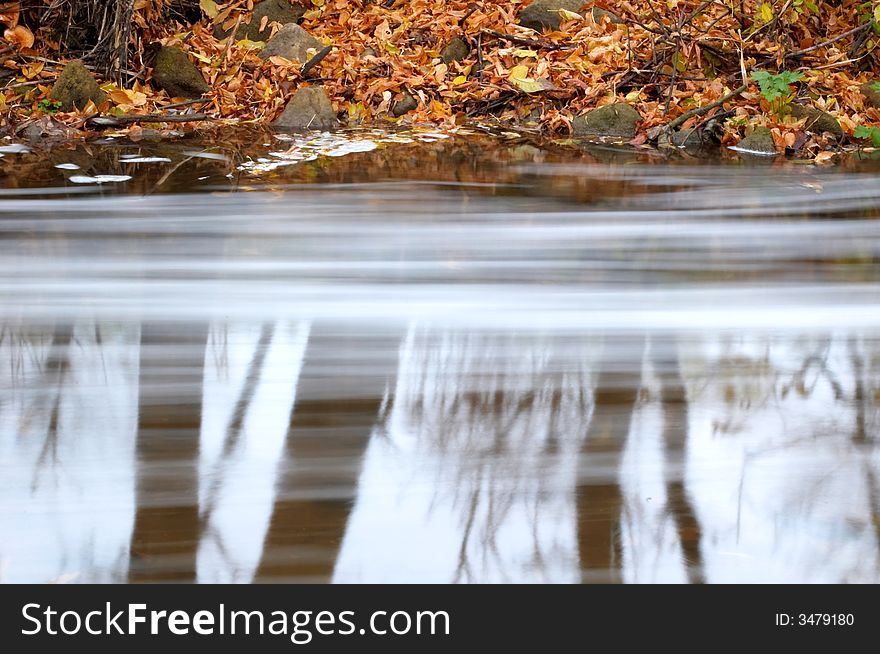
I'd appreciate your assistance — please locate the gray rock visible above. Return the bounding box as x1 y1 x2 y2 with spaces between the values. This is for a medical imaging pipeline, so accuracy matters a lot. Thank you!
860 82 880 108
392 92 418 117
734 126 777 154
519 1 582 31
571 103 641 138
440 37 470 64
151 46 210 98
216 0 306 42
274 86 337 131
591 7 623 24
672 128 702 147
789 104 843 139
259 23 321 61
49 61 106 112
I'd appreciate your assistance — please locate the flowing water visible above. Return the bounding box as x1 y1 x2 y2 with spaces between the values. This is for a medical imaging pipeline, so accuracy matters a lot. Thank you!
1 127 879 583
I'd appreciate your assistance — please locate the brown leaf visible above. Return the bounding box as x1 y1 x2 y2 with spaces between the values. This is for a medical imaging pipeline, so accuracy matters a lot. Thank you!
4 24 33 49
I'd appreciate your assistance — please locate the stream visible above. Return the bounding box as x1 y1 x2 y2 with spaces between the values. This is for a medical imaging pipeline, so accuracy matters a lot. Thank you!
1 127 878 583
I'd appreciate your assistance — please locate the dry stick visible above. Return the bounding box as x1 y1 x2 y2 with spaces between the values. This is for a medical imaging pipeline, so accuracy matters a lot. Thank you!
87 113 209 128
782 21 873 59
664 82 748 132
162 98 210 111
481 29 572 51
301 45 334 78
460 3 480 27
223 14 243 62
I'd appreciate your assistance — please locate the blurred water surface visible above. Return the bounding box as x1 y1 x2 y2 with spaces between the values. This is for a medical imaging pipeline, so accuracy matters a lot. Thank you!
0 128 878 583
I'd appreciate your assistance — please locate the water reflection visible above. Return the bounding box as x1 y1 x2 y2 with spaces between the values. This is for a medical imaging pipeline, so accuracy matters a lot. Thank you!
0 320 139 583
1 323 877 583
1 132 880 583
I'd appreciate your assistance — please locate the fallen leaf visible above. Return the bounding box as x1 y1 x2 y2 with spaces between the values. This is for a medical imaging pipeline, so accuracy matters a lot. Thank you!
3 25 33 49
199 0 218 19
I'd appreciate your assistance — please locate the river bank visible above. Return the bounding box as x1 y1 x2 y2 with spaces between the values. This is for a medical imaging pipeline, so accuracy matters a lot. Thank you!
2 1 880 161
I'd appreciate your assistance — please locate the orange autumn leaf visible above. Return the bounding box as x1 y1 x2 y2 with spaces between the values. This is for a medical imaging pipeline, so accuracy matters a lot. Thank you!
3 24 32 49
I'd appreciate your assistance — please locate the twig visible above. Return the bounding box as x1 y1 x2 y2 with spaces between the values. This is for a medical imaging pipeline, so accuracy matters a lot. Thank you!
481 30 573 51
301 45 333 77
162 98 210 111
460 3 480 27
86 113 210 128
223 14 242 62
664 82 748 131
783 21 873 59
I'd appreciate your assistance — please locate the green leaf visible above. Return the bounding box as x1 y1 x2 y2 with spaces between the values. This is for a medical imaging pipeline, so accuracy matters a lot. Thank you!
199 0 218 19
759 2 774 22
752 70 802 103
854 125 880 147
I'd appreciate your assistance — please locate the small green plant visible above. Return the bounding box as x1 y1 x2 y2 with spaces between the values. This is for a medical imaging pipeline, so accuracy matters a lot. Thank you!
857 2 880 35
751 70 803 117
854 125 880 147
37 99 62 114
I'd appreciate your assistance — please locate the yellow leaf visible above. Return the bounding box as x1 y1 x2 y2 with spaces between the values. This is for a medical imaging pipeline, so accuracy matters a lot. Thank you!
509 65 529 79
236 39 265 50
199 0 218 19
508 65 557 93
625 89 641 102
22 62 42 79
513 49 539 58
109 89 131 105
760 2 773 22
452 75 467 85
558 9 582 20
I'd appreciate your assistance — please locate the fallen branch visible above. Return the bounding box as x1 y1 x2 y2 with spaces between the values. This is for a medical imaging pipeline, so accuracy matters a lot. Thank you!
301 45 334 78
86 113 209 128
481 29 573 51
664 82 748 132
783 21 873 59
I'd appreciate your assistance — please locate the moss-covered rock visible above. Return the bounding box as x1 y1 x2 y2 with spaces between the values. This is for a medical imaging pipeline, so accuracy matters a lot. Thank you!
49 61 106 112
151 46 210 98
274 86 337 131
789 104 843 139
571 103 641 138
259 23 321 62
519 1 621 31
734 127 778 155
440 37 470 64
216 0 306 41
860 82 880 108
392 91 418 117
